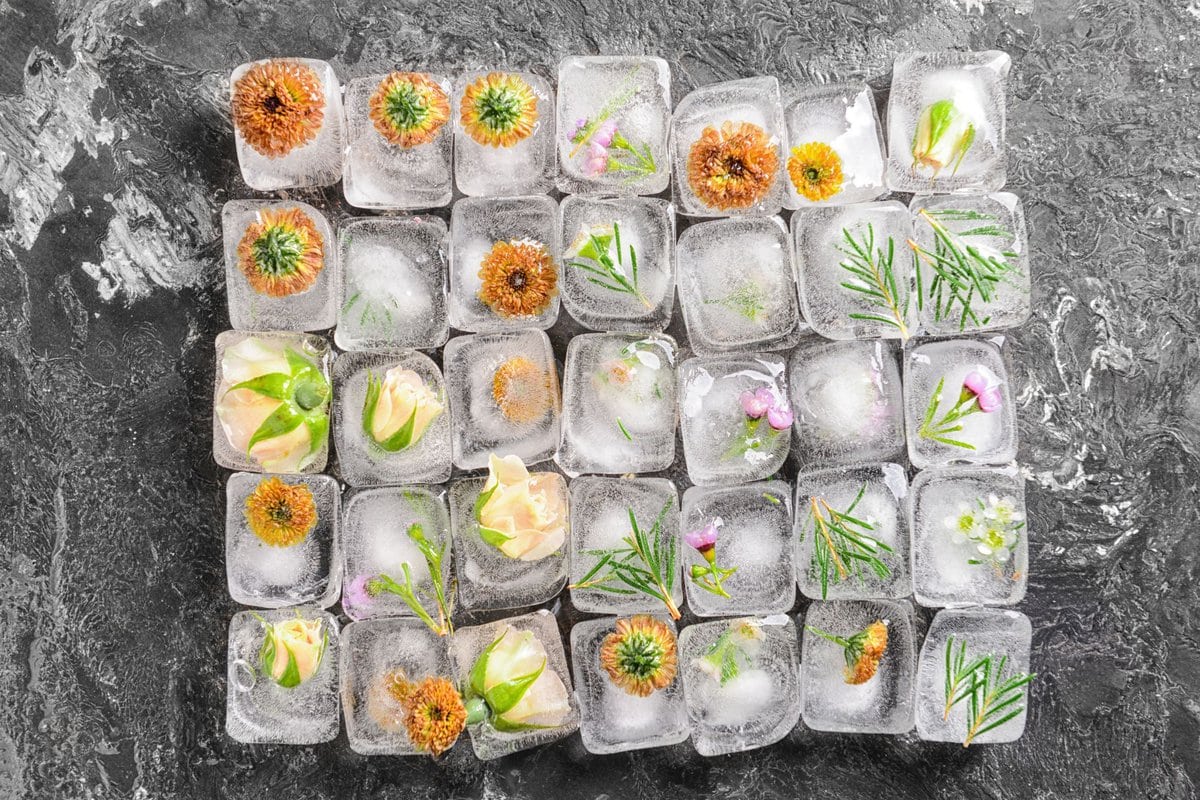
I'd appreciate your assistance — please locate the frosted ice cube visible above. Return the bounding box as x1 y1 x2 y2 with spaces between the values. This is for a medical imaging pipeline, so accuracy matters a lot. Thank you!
230 57 344 191
671 77 787 217
794 463 910 601
800 600 916 733
677 216 804 354
567 476 682 616
558 195 675 331
794 200 916 341
787 338 905 467
916 608 1033 744
885 51 1011 194
225 608 340 744
449 474 568 611
448 195 560 332
903 338 1017 468
340 617 457 755
909 192 1031 335
571 615 690 754
342 72 453 210
340 485 454 621
910 465 1028 607
225 472 341 608
678 353 791 485
678 616 801 756
781 83 886 208
448 610 580 759
682 482 795 617
556 56 672 196
454 70 555 196
443 329 561 470
222 200 338 332
332 350 451 486
557 333 678 475
334 216 449 351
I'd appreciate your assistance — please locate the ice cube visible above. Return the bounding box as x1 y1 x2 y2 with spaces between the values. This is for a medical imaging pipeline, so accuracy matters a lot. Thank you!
557 332 678 475
671 77 787 217
794 200 916 341
570 615 690 754
558 195 675 331
340 485 454 622
222 200 338 332
448 610 580 759
885 51 1011 194
676 216 804 354
915 607 1033 745
454 70 555 196
799 600 916 733
555 56 672 196
678 616 801 756
442 328 561 470
448 195 560 332
678 353 791 485
225 472 341 608
787 338 905 468
225 608 340 744
903 337 1017 468
781 83 886 208
910 465 1028 607
332 350 451 486
794 463 910 601
681 482 795 617
567 476 682 616
334 216 449 351
342 72 454 210
230 57 344 191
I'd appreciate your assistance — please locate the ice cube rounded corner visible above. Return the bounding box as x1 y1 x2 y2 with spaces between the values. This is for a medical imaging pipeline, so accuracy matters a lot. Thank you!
453 69 556 197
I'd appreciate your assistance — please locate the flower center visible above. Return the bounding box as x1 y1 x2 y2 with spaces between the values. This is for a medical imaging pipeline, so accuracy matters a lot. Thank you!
251 225 306 277
506 269 529 291
267 500 293 524
384 83 430 131
616 631 666 680
726 157 747 177
293 377 329 411
475 87 523 133
263 94 284 114
804 166 821 182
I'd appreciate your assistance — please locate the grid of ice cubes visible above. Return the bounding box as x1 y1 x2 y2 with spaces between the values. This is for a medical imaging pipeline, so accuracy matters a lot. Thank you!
453 70 556 197
334 216 449 351
800 600 917 734
557 332 678 476
676 216 804 354
332 350 452 486
782 83 887 208
339 485 453 621
558 195 675 331
225 472 341 609
342 73 454 210
556 56 672 196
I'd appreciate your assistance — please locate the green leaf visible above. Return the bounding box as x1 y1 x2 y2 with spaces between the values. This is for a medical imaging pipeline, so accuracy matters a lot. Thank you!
376 405 420 452
473 483 498 523
490 714 558 733
227 372 290 400
284 347 316 376
302 412 329 456
246 403 303 452
469 632 504 697
484 659 544 715
274 642 303 688
478 524 513 548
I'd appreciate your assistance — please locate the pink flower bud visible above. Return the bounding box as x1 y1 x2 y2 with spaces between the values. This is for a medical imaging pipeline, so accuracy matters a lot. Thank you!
976 386 1002 413
767 405 794 430
685 521 720 556
962 370 989 397
595 120 618 147
740 387 774 419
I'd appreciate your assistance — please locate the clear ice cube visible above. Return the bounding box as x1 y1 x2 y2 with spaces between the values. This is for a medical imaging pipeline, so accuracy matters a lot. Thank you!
781 83 886 208
453 70 555 196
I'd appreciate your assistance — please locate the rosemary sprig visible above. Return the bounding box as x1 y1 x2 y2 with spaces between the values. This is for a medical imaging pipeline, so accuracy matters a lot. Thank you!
918 376 978 450
565 221 649 307
370 523 453 636
802 483 894 600
704 280 768 322
568 500 680 619
342 289 399 330
835 223 911 340
943 635 1036 747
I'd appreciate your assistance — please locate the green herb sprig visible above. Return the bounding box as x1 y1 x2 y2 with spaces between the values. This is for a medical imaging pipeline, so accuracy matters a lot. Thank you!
803 483 894 599
836 223 911 340
943 635 1036 747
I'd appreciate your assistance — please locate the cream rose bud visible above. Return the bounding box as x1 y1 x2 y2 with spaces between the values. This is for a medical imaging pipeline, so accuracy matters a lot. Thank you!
470 625 571 730
911 98 976 175
261 617 327 687
475 454 567 561
363 367 444 452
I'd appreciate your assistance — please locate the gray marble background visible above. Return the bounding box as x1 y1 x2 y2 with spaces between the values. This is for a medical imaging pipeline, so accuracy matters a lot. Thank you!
2 0 1199 798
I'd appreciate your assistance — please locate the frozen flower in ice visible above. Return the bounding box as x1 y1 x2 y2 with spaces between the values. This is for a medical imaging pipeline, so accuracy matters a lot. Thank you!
459 72 539 147
767 403 794 431
918 369 1005 450
475 454 566 561
236 207 325 298
983 494 1023 527
786 141 844 202
243 477 318 547
697 619 764 685
258 616 328 688
477 239 557 318
570 117 588 142
686 519 737 598
599 615 678 697
594 119 618 148
806 619 889 685
740 387 773 419
946 495 1024 567
911 98 976 176
362 367 444 452
684 519 721 558
726 386 791 460
232 60 325 158
584 140 609 176
369 72 450 148
344 574 374 614
944 502 984 543
491 356 553 424
403 676 469 756
686 121 779 211
469 625 571 731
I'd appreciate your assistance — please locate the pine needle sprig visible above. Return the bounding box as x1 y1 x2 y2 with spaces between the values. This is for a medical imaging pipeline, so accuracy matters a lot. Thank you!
569 500 680 619
803 482 894 599
943 635 1036 747
565 221 649 307
836 223 911 340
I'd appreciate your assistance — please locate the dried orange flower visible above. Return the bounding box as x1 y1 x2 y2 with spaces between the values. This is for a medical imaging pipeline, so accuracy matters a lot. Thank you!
686 121 779 211
599 615 678 697
244 477 318 546
232 60 325 158
237 207 325 297
403 676 468 756
787 141 844 202
492 357 552 424
477 239 556 318
807 620 890 685
369 72 450 148
459 72 539 147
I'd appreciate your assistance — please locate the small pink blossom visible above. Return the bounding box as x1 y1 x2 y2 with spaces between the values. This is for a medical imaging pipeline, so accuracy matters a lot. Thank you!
685 520 720 554
594 120 618 148
584 141 609 176
345 574 373 615
570 117 588 142
976 386 1002 413
767 404 794 430
962 370 989 397
740 387 773 419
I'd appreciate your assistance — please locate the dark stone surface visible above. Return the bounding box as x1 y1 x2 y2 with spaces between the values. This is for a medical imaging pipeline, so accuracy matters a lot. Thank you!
3 1 1199 798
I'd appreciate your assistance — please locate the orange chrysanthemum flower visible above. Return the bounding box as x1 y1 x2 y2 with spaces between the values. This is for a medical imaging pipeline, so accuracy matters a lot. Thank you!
459 72 539 148
844 620 889 685
236 207 325 297
403 677 468 756
244 477 318 546
232 60 325 158
369 72 450 148
599 615 678 697
492 357 552 424
787 141 844 202
686 121 779 211
477 239 556 318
